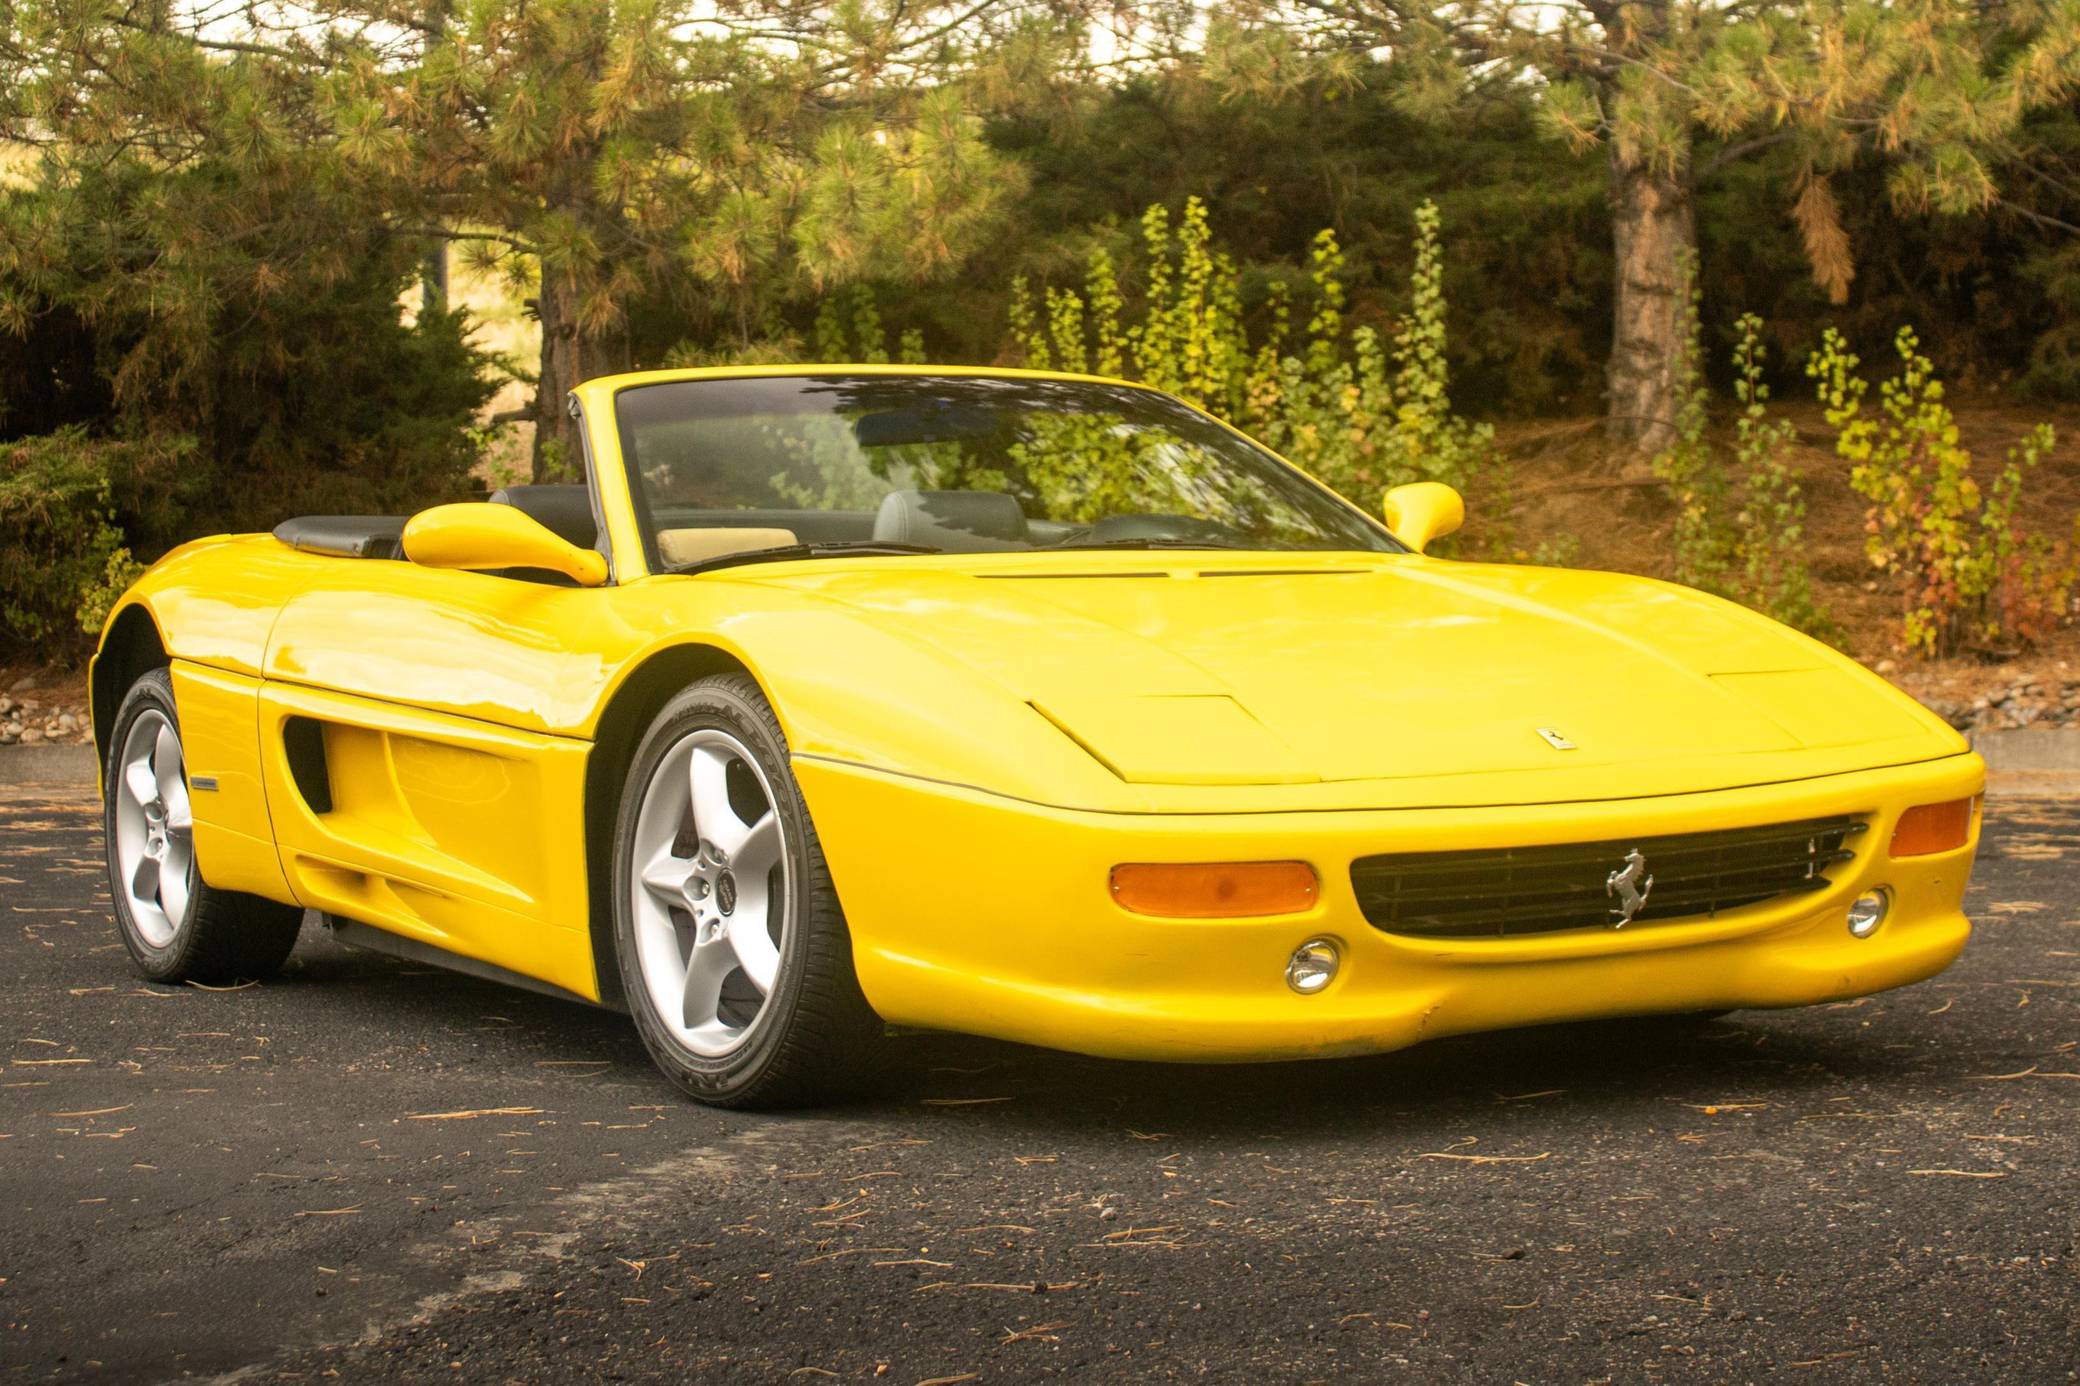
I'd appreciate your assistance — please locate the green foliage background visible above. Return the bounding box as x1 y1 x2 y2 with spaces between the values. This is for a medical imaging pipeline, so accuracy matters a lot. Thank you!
2 5 2078 655
720 68 2080 413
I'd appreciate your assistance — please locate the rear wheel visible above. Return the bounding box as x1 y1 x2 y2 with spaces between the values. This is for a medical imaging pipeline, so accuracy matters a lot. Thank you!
612 674 886 1107
103 669 302 984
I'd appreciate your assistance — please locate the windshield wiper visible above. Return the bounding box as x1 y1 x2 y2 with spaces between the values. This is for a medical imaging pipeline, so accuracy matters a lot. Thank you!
673 540 943 575
1053 537 1264 552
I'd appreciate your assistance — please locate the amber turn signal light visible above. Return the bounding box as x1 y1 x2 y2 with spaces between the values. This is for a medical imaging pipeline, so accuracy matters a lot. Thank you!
1889 797 1975 858
1110 861 1320 918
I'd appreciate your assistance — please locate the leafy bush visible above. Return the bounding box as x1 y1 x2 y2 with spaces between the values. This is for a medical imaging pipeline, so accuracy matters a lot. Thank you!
1651 282 1830 636
1651 266 1735 594
1008 196 1493 506
1810 326 2073 655
0 142 497 624
0 429 186 647
1731 316 1828 638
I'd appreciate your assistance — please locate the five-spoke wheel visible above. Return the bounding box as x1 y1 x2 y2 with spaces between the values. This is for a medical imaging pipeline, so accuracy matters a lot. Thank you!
629 728 791 1057
102 668 302 983
111 708 196 948
611 674 885 1107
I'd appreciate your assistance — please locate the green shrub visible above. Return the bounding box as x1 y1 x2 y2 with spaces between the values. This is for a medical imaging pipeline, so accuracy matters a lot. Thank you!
1651 264 1735 595
1651 284 1830 637
1008 196 1493 508
1731 315 1830 638
1 150 497 603
1810 326 2072 655
0 429 188 647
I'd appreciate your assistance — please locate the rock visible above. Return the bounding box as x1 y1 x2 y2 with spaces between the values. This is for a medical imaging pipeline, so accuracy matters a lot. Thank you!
19 727 43 744
7 674 32 692
1875 659 1898 675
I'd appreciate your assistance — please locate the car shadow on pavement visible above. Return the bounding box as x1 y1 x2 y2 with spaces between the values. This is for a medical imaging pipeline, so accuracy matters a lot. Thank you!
873 1010 1939 1139
270 924 1951 1142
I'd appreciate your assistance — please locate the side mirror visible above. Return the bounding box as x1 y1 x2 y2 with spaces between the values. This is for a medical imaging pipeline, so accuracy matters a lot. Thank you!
402 503 608 586
1381 482 1465 554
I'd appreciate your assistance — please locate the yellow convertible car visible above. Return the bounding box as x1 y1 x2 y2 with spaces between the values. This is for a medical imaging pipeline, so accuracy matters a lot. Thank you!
91 366 1983 1106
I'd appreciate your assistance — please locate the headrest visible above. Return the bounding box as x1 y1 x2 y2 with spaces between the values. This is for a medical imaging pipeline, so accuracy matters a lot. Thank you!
489 484 597 549
871 490 1030 552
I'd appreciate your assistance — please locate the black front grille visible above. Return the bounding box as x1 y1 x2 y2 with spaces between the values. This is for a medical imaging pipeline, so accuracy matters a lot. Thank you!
1351 815 1868 940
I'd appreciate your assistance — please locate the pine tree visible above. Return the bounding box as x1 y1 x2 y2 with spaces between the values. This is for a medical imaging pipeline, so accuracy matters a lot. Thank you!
2 0 1040 481
0 0 494 533
1206 0 2080 453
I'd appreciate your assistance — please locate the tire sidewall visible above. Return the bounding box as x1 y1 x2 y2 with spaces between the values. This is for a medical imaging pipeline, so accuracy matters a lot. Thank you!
103 668 197 978
611 677 819 1101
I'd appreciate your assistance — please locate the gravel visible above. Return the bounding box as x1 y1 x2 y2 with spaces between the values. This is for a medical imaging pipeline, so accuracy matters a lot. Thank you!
0 694 89 748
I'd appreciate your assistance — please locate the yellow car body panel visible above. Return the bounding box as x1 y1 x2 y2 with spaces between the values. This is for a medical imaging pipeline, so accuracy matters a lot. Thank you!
90 364 1983 1057
796 753 1979 1060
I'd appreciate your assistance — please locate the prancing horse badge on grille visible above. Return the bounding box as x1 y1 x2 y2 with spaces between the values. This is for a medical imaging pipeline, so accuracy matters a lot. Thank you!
1605 849 1653 928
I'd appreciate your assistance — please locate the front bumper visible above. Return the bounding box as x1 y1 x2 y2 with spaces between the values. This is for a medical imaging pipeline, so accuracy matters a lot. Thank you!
795 753 1983 1062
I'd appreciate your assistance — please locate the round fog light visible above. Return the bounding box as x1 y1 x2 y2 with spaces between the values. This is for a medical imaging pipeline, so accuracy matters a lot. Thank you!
1286 937 1341 994
1847 889 1890 939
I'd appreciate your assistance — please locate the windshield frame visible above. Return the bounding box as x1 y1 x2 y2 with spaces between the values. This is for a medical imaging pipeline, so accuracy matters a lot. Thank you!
608 368 1406 574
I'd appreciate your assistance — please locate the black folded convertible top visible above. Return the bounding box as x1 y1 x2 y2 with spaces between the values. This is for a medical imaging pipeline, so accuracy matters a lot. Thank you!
271 515 407 560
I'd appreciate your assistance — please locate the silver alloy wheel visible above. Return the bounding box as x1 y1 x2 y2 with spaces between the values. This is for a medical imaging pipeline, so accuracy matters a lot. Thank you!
111 709 195 949
628 727 791 1058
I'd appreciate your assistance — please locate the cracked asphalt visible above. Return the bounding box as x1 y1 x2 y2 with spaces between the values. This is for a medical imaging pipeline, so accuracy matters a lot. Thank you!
1 785 2076 1384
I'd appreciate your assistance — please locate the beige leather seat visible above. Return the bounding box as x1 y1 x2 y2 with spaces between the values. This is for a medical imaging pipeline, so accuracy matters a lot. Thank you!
657 527 798 567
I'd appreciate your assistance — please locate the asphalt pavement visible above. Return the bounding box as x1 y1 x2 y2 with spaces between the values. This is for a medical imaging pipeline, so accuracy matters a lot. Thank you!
2 785 2075 1384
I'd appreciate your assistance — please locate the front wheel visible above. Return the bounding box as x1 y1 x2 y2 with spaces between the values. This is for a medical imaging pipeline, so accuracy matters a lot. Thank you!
611 674 886 1107
103 669 302 984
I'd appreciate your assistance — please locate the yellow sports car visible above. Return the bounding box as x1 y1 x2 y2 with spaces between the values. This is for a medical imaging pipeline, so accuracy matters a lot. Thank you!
91 366 1983 1106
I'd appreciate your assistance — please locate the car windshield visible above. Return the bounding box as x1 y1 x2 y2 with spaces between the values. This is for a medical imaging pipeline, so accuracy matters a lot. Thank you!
612 373 1398 571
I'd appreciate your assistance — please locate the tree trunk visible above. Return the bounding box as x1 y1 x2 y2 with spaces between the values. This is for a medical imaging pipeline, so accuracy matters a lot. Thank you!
1605 149 1697 456
531 270 596 483
420 241 448 318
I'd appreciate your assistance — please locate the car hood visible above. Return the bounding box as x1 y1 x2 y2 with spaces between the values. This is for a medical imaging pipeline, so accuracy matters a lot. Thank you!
744 551 1963 806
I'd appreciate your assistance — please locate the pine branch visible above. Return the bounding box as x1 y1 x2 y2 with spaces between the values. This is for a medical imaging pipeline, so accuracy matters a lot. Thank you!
1697 131 1795 179
396 225 540 253
2000 202 2080 238
109 15 319 65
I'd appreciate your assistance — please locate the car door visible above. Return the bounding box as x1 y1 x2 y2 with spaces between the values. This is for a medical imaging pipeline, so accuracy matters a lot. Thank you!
256 553 621 1000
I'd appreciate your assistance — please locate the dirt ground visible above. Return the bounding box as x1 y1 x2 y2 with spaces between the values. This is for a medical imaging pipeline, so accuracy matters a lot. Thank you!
1473 395 2080 729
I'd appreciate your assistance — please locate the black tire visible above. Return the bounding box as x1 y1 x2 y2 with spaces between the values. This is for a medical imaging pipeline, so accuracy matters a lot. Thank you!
103 668 303 984
611 674 887 1108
